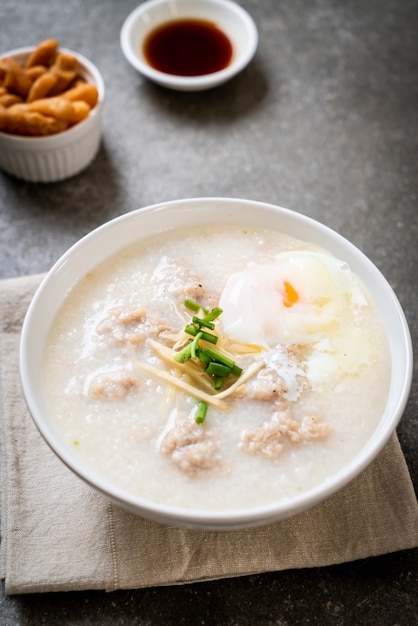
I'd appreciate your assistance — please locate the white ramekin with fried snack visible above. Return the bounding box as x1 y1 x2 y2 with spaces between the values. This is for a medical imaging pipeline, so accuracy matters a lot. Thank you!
0 39 105 182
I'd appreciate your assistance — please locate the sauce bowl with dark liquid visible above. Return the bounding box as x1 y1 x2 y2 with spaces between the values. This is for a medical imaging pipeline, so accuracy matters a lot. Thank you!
120 0 258 91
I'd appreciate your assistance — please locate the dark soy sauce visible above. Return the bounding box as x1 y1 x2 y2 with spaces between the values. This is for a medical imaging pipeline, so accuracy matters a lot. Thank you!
143 19 233 76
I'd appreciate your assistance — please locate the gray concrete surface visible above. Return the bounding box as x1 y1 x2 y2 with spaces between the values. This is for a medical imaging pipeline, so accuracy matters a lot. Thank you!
1 1 417 624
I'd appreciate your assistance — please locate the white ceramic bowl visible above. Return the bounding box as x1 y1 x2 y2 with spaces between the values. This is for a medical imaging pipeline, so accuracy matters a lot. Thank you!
120 0 258 91
20 198 413 530
0 47 104 183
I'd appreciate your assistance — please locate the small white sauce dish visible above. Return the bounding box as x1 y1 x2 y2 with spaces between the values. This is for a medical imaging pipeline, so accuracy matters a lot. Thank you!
120 0 258 91
20 198 413 530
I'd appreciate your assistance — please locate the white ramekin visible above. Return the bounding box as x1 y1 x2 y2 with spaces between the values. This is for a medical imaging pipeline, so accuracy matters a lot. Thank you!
0 47 105 183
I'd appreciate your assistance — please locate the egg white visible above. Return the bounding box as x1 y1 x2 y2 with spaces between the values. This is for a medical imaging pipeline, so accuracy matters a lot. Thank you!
220 251 362 346
219 250 374 388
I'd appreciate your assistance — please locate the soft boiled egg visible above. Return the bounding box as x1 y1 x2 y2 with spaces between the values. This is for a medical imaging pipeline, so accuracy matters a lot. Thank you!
219 250 368 347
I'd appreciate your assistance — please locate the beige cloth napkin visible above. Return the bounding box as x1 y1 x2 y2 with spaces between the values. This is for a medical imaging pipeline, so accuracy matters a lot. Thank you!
1 274 418 595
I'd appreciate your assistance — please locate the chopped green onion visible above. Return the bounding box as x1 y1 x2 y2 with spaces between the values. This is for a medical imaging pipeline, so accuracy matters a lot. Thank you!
173 301 243 415
204 307 223 322
190 331 202 359
184 298 208 314
174 340 193 363
195 346 212 366
214 376 223 390
192 316 215 331
206 362 232 377
185 325 218 344
201 331 218 344
204 347 243 377
230 364 243 377
185 324 199 336
195 401 208 424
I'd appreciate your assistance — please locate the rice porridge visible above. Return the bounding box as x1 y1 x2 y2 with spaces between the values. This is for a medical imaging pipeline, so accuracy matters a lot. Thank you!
44 224 391 511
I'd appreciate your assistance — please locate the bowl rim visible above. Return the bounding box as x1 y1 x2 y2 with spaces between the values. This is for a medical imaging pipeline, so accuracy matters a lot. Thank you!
0 45 105 145
20 197 414 529
120 0 259 91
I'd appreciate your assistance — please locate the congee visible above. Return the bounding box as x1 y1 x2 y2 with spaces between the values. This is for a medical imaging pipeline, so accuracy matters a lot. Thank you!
44 224 391 511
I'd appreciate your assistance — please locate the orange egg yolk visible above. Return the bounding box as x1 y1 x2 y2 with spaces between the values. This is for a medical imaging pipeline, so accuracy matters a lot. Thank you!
282 281 299 307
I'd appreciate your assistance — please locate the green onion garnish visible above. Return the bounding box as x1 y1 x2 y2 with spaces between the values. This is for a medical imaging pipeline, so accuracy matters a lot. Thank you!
203 347 243 377
195 346 212 366
195 401 208 424
173 301 243 423
174 340 193 363
206 362 232 377
190 331 202 359
192 316 215 331
204 307 223 322
184 298 208 314
214 376 223 390
185 324 218 344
